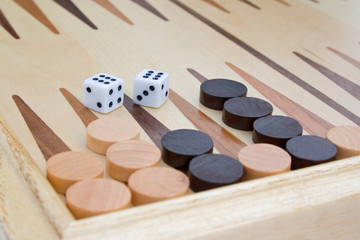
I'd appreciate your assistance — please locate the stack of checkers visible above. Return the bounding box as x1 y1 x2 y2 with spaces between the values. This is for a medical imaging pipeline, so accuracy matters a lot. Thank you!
199 78 360 174
46 117 190 219
45 79 360 219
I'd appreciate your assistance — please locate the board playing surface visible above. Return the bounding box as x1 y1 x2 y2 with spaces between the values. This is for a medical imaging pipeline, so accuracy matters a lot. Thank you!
0 0 360 239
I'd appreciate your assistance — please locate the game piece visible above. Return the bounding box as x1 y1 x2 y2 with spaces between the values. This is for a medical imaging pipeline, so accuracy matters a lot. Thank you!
161 129 214 170
83 73 124 114
66 178 131 219
188 153 244 192
237 143 291 180
326 126 360 159
133 69 169 108
199 78 247 110
286 135 337 169
223 97 273 130
46 151 104 194
252 115 303 148
86 117 141 154
106 140 161 182
128 167 189 206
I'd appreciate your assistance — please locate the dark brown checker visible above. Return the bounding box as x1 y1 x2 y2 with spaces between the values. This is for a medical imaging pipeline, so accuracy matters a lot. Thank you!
286 135 337 170
222 97 273 131
199 79 247 110
161 129 214 170
188 153 244 192
252 115 303 148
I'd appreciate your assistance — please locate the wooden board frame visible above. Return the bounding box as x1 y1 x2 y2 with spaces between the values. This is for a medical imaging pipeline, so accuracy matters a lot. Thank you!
1 115 360 239
1 0 360 239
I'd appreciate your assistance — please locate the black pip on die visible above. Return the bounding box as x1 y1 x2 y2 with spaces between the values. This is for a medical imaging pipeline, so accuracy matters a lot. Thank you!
83 73 124 114
133 69 169 108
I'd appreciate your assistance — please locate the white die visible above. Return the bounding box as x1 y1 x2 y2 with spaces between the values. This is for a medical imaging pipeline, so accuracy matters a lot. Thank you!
133 69 169 108
83 73 124 114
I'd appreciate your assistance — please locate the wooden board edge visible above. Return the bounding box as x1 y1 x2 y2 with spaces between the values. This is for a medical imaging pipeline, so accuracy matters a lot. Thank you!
63 155 360 240
0 115 74 239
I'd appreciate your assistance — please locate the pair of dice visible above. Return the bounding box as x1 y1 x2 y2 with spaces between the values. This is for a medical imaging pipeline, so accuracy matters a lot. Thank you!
83 69 169 113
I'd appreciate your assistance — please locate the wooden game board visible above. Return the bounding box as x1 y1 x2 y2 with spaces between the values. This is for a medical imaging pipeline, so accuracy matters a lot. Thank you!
1 0 360 239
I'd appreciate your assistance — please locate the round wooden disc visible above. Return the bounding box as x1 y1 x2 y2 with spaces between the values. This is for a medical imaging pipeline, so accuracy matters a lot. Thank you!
188 153 244 192
326 126 360 159
66 178 131 219
161 129 214 170
252 115 303 148
199 79 247 110
222 97 273 130
286 135 337 169
106 140 161 182
86 117 141 154
46 151 104 194
128 167 189 206
237 143 291 180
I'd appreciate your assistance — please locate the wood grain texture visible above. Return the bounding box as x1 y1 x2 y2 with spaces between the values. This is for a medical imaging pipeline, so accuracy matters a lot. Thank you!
46 151 104 194
272 0 291 7
128 167 189 206
0 9 19 39
170 0 359 125
237 143 291 181
294 52 360 101
60 88 98 127
64 156 360 240
187 68 208 84
169 89 247 159
13 95 71 161
106 140 161 182
61 88 169 150
226 62 334 137
239 0 261 10
326 126 360 159
86 117 141 155
14 0 59 34
202 0 230 13
93 0 133 25
123 94 170 149
0 116 74 239
130 0 168 21
327 47 360 70
1 0 360 238
53 0 97 29
66 178 131 219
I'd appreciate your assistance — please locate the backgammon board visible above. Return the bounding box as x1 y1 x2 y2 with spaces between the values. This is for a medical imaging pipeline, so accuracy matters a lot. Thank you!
0 0 359 239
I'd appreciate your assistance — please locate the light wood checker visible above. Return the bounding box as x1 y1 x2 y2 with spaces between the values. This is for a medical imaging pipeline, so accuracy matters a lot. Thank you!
237 143 291 180
1 0 360 239
106 139 161 182
46 151 104 194
86 117 141 154
326 126 360 160
66 178 131 219
128 167 189 206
